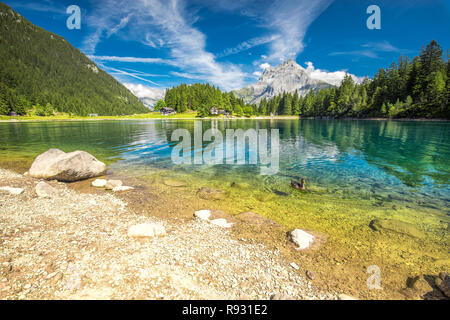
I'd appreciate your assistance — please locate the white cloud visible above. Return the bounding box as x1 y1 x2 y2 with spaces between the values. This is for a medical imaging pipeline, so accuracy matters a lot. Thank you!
88 55 169 64
264 0 334 63
106 14 132 37
329 41 402 59
124 83 165 99
104 66 161 86
304 61 365 85
82 0 248 91
124 83 165 107
216 34 280 58
253 71 262 77
259 63 271 70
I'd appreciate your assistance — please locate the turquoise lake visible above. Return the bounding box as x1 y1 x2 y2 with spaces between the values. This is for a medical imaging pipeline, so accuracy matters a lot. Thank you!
1 119 449 214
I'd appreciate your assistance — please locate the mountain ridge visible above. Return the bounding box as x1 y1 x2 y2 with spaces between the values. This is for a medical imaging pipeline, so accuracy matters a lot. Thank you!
233 59 332 104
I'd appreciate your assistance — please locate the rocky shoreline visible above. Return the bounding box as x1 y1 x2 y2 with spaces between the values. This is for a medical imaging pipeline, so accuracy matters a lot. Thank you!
0 167 341 300
1 149 448 300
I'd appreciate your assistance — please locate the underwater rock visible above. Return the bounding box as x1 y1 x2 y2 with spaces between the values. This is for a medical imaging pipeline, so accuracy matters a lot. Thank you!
29 149 106 182
436 273 450 298
235 211 279 227
91 179 107 188
405 275 433 298
254 193 275 202
230 182 251 189
163 179 186 187
112 186 134 192
197 187 226 200
369 219 425 239
105 180 122 190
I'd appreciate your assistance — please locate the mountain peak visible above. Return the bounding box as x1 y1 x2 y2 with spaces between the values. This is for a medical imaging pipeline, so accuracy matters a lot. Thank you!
234 60 329 104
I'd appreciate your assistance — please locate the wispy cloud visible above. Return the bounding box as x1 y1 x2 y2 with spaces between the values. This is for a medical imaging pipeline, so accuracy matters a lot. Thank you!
106 14 132 37
264 0 334 63
329 41 401 59
216 34 280 58
82 0 248 91
103 66 161 86
88 55 170 64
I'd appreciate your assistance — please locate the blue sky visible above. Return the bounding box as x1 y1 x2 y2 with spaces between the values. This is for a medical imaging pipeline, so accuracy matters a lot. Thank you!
4 0 450 99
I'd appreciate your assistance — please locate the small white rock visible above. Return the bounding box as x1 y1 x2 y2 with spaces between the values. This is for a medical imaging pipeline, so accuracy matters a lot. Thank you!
289 229 314 250
91 179 107 188
112 186 134 192
194 210 211 221
338 294 358 300
105 180 122 190
128 223 166 238
210 218 233 228
35 181 58 198
290 262 300 270
0 186 24 195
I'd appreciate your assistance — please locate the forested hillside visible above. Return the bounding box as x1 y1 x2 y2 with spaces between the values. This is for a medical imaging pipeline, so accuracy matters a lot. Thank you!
164 83 258 117
0 2 148 116
261 41 449 119
161 41 448 119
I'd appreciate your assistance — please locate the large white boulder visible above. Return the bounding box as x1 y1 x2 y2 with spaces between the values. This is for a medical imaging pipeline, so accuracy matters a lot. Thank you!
289 229 315 250
127 223 166 238
29 149 106 182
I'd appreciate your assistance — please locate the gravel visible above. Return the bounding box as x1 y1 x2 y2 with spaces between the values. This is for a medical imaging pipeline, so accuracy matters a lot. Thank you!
0 168 336 300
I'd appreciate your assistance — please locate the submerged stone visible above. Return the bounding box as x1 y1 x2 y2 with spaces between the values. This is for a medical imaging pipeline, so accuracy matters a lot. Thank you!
105 180 122 190
369 219 425 239
163 179 186 187
197 187 226 200
91 179 107 188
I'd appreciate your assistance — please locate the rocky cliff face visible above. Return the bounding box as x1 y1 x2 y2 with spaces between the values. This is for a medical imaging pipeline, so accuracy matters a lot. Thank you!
234 59 331 104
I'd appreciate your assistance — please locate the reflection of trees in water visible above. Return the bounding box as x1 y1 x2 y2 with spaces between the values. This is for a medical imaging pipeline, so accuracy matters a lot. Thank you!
3 119 447 189
158 119 449 188
297 120 450 188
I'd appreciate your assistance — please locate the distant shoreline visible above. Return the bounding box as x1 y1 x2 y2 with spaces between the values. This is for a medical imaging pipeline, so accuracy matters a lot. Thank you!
0 115 448 122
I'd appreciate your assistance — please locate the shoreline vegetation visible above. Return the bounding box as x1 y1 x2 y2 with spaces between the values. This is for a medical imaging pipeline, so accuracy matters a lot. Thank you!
1 114 449 122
